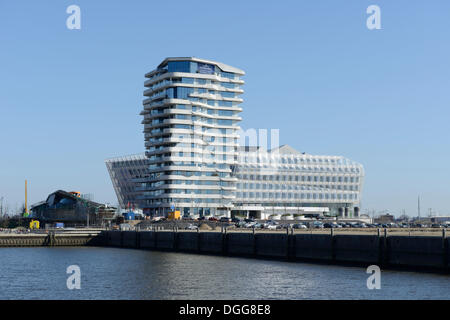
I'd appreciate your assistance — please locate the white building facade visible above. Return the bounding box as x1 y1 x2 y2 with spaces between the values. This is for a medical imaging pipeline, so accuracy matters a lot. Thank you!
233 145 364 219
140 57 244 217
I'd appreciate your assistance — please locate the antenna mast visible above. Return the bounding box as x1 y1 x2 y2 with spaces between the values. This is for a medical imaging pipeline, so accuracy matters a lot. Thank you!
417 195 420 218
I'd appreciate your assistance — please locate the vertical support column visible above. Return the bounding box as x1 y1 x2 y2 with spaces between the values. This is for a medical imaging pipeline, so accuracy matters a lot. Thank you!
136 230 140 249
252 227 257 256
443 229 448 271
383 228 389 267
197 228 201 253
174 227 179 252
222 226 228 255
377 228 383 266
330 227 336 261
286 227 290 260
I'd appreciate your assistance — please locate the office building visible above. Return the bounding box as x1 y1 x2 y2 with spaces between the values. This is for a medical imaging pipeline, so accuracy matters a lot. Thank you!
105 57 364 218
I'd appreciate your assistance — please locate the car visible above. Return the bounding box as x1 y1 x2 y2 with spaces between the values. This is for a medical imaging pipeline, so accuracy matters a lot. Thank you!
231 217 241 223
313 222 324 229
323 223 333 228
264 224 278 230
253 223 263 229
293 223 307 229
219 217 231 223
331 223 341 228
244 222 256 228
185 224 198 230
208 217 219 221
198 216 206 221
244 218 255 223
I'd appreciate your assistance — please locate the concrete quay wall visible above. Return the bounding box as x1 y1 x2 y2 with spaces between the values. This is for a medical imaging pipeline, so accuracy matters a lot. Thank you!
101 230 450 273
0 232 103 247
2 230 449 273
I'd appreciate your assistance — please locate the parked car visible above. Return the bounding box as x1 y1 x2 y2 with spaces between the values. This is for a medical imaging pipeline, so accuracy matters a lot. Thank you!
185 224 198 230
313 222 324 229
235 221 246 228
331 223 341 228
208 217 219 221
244 222 256 228
264 224 278 230
231 217 241 223
293 223 307 229
198 216 206 221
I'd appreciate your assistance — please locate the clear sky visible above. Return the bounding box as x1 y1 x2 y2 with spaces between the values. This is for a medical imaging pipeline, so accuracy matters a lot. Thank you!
1 0 449 217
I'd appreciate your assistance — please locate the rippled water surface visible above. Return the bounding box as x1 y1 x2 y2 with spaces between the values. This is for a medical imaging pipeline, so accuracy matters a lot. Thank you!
0 247 449 299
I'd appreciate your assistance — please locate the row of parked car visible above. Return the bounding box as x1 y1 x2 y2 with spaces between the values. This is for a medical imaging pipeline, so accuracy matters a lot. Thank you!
161 215 450 230
233 220 450 229
232 219 306 229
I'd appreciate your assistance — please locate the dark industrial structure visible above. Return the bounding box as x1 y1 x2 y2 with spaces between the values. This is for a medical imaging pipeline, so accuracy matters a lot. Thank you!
30 190 116 225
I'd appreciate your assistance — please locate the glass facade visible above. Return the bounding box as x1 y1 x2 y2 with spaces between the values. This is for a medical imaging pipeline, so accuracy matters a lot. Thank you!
232 145 364 217
105 154 149 209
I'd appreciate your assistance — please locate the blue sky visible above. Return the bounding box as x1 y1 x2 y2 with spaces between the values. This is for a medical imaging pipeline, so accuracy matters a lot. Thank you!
0 0 449 216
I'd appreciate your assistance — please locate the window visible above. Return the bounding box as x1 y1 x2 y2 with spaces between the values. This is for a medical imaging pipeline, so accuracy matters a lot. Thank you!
219 100 233 107
221 82 236 89
167 61 192 73
217 119 233 126
221 91 235 98
182 78 194 84
221 72 235 79
218 110 233 116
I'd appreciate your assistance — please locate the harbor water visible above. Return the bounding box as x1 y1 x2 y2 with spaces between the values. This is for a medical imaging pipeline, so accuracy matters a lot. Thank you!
0 247 449 300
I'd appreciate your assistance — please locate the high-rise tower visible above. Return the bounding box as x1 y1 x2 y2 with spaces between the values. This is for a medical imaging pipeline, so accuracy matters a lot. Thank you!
140 57 245 217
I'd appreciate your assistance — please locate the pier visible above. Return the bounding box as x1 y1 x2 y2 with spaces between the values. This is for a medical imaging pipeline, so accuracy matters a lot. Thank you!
0 230 103 247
